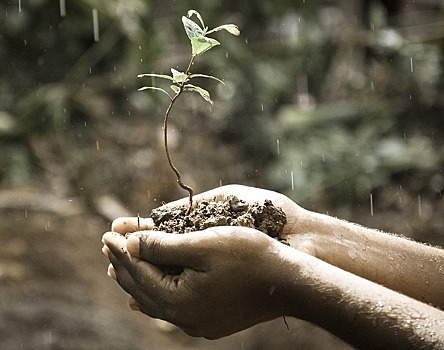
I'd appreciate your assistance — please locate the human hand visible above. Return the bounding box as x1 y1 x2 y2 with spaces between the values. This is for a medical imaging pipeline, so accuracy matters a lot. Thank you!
102 226 296 339
112 184 309 238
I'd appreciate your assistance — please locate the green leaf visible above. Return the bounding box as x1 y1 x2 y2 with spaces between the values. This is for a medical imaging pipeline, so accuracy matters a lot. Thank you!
182 16 203 39
207 24 241 36
170 85 181 94
189 73 224 85
191 36 220 56
187 10 206 30
171 68 189 84
183 84 213 104
138 86 172 99
137 73 173 81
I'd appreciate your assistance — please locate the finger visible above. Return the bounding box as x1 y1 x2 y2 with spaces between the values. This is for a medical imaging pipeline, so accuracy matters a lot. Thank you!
126 230 218 268
111 217 154 235
103 232 134 271
107 253 165 319
107 263 117 280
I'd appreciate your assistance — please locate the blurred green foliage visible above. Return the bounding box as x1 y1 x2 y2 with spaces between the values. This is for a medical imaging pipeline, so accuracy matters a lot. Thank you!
0 0 443 210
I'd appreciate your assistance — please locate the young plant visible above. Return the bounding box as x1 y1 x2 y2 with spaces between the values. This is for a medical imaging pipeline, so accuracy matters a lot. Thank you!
138 10 240 213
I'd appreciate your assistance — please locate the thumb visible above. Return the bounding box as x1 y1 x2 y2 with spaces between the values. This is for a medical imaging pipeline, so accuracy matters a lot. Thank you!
126 231 211 268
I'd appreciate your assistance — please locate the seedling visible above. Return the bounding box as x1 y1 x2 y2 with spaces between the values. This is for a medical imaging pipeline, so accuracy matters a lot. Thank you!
138 10 240 213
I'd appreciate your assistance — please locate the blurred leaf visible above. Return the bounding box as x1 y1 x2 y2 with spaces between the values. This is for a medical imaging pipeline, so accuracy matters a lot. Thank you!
191 36 220 56
187 10 206 30
182 16 204 39
171 68 189 84
170 85 181 94
138 86 172 99
189 73 224 84
137 73 173 81
207 24 241 36
183 84 213 104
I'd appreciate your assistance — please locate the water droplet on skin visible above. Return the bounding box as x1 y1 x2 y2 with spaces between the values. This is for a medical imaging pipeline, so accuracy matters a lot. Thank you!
348 247 357 260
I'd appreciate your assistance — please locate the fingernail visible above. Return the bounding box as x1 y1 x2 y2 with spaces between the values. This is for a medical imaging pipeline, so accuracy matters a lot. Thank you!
102 245 110 257
107 264 116 280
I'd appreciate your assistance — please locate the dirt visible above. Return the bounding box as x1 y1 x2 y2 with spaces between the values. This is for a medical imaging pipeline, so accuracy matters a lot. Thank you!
150 195 287 239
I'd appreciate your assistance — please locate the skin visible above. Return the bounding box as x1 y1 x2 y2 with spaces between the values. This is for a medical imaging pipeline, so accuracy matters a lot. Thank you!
102 184 444 349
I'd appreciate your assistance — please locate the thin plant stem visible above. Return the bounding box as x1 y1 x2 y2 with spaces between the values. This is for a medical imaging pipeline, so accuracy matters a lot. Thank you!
163 56 196 214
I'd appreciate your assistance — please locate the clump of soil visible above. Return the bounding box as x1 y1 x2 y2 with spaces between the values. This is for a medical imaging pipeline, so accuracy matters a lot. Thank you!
150 195 287 239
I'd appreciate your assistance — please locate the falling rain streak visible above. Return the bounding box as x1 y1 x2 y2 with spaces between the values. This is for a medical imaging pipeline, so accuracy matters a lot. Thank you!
291 170 294 190
418 194 422 217
410 57 414 73
370 194 374 216
60 0 66 17
93 9 100 42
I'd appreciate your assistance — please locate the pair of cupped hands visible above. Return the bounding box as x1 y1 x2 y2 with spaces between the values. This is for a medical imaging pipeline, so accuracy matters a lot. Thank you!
102 185 309 339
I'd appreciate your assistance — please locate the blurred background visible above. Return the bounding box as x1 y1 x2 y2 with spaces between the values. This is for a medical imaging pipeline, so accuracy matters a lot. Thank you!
0 0 443 349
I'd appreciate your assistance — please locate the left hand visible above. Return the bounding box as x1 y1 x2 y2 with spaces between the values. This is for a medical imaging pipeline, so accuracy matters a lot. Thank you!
102 226 295 339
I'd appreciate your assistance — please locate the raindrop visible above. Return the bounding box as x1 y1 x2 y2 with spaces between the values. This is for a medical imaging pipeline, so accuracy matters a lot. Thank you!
268 286 276 295
24 209 28 218
92 9 100 42
89 67 92 74
418 194 422 217
18 0 21 13
24 39 27 45
113 66 117 72
410 57 414 72
226 51 229 58
290 170 294 190
276 139 280 155
60 0 66 17
370 193 374 216
96 140 100 151
261 103 264 112
370 81 374 90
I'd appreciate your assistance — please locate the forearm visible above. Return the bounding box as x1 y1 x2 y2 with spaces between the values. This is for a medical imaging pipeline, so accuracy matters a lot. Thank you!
286 209 444 309
279 248 444 350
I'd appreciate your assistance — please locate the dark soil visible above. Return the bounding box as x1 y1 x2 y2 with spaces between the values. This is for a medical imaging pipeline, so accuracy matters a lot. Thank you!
150 195 287 239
